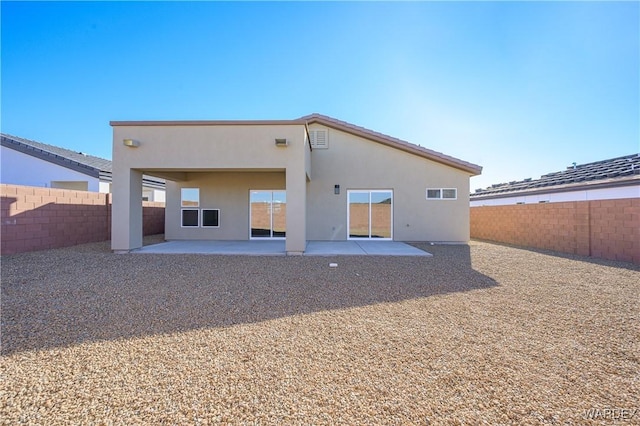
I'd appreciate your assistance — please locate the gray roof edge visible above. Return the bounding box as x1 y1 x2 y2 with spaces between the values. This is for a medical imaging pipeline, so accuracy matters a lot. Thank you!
1 134 101 178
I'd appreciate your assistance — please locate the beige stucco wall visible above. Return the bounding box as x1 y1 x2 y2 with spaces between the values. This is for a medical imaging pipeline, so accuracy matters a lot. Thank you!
112 121 473 250
306 124 471 242
113 125 307 170
112 124 308 252
165 172 285 240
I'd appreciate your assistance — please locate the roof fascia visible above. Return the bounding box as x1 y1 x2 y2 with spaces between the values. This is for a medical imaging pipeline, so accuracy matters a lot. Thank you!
110 119 306 127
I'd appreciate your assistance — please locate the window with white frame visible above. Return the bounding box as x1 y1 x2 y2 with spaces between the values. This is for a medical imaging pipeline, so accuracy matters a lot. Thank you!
426 188 457 200
202 209 220 227
181 188 199 207
181 209 199 227
181 188 200 227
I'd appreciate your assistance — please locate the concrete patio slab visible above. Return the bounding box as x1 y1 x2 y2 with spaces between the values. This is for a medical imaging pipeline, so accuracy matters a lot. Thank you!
133 240 432 256
133 240 286 255
303 241 367 256
305 241 431 256
355 241 432 256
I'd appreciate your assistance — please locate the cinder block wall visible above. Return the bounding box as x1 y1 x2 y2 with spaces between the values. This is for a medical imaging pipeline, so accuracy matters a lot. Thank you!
143 201 165 236
1 184 165 255
470 198 639 264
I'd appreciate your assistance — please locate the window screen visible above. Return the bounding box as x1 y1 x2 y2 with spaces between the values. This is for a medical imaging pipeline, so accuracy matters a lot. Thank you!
426 189 441 199
181 209 199 227
442 189 457 199
202 209 220 227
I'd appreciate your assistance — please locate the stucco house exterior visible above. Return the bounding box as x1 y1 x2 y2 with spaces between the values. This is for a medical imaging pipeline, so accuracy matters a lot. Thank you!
111 113 482 254
1 133 166 201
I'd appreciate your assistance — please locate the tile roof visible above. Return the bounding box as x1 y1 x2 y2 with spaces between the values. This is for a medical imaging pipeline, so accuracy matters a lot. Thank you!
1 133 111 177
471 153 640 198
1 133 164 189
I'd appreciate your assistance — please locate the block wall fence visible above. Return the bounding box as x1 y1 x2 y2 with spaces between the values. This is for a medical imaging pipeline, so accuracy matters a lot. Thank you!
470 198 639 264
1 184 165 255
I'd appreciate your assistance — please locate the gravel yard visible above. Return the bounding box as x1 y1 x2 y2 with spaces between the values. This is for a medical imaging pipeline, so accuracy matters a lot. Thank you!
1 238 638 425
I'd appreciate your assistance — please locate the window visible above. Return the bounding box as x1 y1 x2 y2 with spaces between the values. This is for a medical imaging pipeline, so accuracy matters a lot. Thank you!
181 209 199 227
181 188 199 207
181 188 201 227
202 209 220 227
427 189 441 199
309 129 328 149
442 189 457 199
426 188 457 200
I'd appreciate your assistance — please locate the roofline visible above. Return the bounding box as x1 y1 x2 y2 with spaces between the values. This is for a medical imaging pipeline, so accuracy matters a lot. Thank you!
1 134 101 178
470 175 640 200
110 114 483 175
301 113 482 175
110 119 306 126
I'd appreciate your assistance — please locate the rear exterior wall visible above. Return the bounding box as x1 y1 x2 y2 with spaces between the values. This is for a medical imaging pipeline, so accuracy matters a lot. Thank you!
165 172 285 240
306 125 472 242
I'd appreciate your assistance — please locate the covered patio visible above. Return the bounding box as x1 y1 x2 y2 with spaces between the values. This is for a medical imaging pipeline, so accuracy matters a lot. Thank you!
132 240 432 256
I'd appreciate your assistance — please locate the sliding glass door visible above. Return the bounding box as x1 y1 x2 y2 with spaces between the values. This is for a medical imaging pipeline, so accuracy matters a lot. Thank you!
348 190 392 239
250 190 286 239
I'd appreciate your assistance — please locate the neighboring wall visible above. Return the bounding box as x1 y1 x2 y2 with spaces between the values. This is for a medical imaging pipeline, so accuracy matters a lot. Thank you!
1 145 100 191
470 198 639 264
1 184 164 255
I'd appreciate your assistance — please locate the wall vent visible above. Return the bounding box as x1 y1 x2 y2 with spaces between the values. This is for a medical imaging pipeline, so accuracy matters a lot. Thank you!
309 129 328 149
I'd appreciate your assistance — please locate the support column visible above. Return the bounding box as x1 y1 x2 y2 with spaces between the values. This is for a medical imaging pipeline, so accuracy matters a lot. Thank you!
111 168 143 252
285 167 306 255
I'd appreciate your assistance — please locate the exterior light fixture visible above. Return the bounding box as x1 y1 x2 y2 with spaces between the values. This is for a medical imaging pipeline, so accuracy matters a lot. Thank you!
334 184 340 195
275 138 288 147
123 138 139 147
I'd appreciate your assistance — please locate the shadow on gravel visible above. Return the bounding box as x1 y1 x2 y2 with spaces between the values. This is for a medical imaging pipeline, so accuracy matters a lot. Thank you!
1 242 497 355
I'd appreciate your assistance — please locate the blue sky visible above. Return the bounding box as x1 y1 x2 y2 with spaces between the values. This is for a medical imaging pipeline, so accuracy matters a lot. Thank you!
2 1 638 191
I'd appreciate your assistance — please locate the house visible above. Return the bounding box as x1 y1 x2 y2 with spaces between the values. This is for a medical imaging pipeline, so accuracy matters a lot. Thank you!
110 113 482 254
1 133 166 201
470 154 640 206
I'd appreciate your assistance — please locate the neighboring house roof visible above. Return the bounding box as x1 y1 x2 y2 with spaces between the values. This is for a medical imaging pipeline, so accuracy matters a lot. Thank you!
1 133 165 189
110 113 482 176
471 154 640 200
1 133 111 178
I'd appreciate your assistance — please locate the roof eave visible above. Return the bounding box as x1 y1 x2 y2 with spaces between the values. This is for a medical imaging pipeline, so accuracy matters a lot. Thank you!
110 119 306 127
